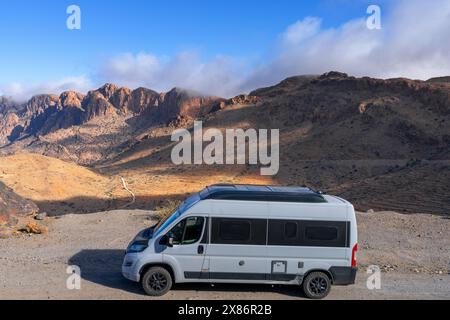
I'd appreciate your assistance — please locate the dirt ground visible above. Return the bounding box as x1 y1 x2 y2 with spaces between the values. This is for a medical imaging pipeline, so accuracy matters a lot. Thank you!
0 210 449 300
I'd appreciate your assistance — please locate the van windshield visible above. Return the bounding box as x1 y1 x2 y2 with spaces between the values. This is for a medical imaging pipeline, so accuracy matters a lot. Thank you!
153 193 201 236
153 210 180 237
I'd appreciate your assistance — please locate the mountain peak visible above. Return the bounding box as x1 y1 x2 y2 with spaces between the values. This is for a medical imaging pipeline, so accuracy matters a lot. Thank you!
97 83 120 100
319 71 349 79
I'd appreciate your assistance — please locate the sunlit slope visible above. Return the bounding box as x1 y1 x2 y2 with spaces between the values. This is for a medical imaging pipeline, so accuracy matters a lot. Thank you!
0 153 128 214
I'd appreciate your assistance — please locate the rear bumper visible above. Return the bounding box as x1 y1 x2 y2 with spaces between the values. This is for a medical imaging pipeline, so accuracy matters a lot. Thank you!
329 266 357 285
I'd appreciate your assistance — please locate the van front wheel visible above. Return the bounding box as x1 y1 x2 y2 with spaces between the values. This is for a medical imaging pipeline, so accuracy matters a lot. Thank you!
302 271 331 299
141 266 172 296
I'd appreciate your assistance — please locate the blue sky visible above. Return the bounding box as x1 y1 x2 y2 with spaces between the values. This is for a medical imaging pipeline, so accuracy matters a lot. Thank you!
0 0 448 99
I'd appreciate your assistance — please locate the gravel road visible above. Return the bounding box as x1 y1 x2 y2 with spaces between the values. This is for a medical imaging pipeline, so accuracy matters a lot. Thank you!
0 210 449 300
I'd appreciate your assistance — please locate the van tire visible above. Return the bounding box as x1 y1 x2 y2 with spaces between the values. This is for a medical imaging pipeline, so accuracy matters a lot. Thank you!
302 271 331 299
141 266 172 296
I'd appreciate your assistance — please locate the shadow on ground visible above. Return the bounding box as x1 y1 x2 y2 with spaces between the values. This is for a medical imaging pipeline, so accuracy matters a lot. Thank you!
36 193 188 216
68 249 305 298
69 249 143 295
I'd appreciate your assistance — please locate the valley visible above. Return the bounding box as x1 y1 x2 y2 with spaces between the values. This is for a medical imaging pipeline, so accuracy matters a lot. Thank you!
1 71 450 227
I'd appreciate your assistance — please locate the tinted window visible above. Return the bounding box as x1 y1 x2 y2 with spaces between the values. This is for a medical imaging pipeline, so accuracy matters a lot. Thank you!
268 220 301 246
219 220 250 241
305 226 337 241
284 222 297 239
268 219 349 247
211 218 267 245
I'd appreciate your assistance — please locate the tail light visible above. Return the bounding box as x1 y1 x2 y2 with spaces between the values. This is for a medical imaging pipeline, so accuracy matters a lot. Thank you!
351 243 358 268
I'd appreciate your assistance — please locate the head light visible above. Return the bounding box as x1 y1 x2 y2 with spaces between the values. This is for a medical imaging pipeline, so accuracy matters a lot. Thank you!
126 240 148 253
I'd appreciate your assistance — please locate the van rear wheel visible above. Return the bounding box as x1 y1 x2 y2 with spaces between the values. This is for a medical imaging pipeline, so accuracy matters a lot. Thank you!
302 271 331 299
141 266 172 296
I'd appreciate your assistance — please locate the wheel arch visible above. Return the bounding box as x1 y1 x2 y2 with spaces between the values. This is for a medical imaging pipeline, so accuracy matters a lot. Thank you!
139 263 176 283
303 269 334 284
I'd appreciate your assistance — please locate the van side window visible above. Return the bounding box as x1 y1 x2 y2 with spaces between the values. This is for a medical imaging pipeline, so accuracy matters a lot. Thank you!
305 226 338 241
268 220 349 247
219 220 250 241
268 220 301 246
211 218 267 245
284 222 297 239
168 219 186 245
183 217 205 245
167 217 204 245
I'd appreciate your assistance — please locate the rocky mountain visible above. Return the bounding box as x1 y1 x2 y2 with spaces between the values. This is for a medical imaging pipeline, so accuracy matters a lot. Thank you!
1 71 449 215
87 71 449 214
248 71 450 160
0 84 223 147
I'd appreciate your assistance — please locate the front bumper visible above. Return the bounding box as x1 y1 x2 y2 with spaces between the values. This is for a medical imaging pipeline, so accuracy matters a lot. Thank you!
121 254 141 282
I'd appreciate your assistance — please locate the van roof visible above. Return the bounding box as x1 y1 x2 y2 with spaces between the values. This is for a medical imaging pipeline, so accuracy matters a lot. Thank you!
199 184 327 203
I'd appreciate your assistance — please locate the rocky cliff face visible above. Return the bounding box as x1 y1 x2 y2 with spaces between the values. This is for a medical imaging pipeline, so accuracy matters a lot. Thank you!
0 113 21 145
142 87 223 124
0 84 223 145
0 97 19 115
128 87 160 114
0 181 39 225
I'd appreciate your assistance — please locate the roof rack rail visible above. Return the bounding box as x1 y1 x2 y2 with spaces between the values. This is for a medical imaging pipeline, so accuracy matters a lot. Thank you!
201 184 327 203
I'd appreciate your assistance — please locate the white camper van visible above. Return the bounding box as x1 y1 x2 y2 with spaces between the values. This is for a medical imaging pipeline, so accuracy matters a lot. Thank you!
122 184 358 299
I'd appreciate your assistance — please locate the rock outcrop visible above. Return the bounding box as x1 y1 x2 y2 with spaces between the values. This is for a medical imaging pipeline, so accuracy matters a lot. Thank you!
0 84 224 145
0 181 39 225
0 113 21 144
154 88 222 124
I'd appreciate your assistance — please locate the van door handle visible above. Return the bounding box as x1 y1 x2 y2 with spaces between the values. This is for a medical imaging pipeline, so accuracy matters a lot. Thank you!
197 245 204 254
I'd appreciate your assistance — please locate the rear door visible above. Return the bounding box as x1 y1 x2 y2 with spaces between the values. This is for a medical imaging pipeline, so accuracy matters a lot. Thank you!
266 203 350 278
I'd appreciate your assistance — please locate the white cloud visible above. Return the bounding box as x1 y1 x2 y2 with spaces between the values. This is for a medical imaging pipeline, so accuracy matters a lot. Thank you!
281 17 322 46
0 75 92 102
2 0 450 101
99 51 247 97
242 0 450 90
99 0 450 97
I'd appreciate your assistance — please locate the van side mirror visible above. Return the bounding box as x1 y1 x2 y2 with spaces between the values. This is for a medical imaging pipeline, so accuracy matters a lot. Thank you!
160 235 174 247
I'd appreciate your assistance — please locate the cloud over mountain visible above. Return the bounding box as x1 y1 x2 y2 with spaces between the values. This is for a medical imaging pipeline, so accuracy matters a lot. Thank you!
0 76 92 102
1 0 449 100
99 51 245 98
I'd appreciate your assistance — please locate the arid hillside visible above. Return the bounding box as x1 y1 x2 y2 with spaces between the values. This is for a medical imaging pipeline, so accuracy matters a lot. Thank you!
0 153 130 215
0 72 449 215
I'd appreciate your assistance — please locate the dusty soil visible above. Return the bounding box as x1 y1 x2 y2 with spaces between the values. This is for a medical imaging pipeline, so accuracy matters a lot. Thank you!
0 210 449 300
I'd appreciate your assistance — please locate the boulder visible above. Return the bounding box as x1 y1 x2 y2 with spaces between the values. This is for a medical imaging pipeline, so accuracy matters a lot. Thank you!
0 181 39 226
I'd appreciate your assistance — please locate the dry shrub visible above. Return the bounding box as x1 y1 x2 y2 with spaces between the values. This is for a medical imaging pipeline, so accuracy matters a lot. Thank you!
24 221 48 234
156 200 182 220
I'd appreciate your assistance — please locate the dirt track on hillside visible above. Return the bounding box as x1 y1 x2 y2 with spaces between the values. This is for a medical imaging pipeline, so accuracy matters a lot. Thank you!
0 210 449 300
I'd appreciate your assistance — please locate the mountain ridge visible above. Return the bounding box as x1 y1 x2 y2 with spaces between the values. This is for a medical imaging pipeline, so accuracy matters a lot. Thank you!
1 71 450 215
0 84 225 145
